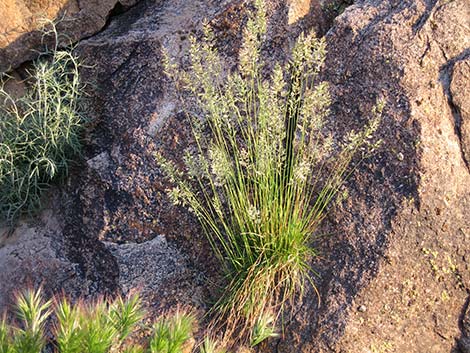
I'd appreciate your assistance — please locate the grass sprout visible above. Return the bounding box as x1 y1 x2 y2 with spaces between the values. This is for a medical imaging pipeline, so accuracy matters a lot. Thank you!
13 289 52 353
250 313 278 347
110 293 145 342
199 337 228 353
0 316 13 353
55 298 83 353
158 0 382 342
149 311 194 353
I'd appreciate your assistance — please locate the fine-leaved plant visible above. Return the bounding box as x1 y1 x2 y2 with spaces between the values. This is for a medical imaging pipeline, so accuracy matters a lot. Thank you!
199 337 227 353
158 0 382 342
250 313 278 347
149 311 194 353
0 316 13 353
0 290 146 353
0 24 84 225
13 289 52 353
0 289 263 352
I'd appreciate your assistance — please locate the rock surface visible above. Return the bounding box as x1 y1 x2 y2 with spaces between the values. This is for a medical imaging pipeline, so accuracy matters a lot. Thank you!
0 0 140 72
0 212 84 309
0 0 469 352
280 0 469 352
451 58 470 169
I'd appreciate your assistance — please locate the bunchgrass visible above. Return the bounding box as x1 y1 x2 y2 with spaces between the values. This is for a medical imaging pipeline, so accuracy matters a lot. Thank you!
0 25 84 225
0 289 146 353
158 0 382 341
0 289 250 352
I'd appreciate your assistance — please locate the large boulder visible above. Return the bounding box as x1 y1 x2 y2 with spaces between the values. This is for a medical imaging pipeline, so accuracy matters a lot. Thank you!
0 0 141 72
0 0 468 351
279 0 469 352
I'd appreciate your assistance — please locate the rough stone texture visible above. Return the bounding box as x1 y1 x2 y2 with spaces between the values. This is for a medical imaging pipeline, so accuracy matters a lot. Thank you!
105 235 205 313
275 0 470 352
0 0 140 72
0 211 84 309
0 207 200 316
0 0 469 352
450 58 470 169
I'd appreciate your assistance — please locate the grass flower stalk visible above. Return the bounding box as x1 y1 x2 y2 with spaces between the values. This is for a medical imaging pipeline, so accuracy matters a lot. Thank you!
158 0 382 342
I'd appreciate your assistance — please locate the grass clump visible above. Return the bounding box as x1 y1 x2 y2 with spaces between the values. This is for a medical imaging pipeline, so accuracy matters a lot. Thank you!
12 289 52 352
0 290 277 353
158 0 382 341
0 27 84 224
250 313 278 347
0 289 145 353
0 289 237 353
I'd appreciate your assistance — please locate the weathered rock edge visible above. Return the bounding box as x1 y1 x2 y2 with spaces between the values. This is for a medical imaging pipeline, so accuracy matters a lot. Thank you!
0 0 141 73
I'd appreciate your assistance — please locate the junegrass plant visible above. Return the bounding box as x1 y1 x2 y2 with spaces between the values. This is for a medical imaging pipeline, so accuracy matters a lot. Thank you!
158 0 382 341
0 24 84 224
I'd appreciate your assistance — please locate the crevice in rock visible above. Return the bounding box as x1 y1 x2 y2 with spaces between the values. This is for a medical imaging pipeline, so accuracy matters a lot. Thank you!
437 42 449 62
438 48 470 173
0 0 146 73
101 1 133 33
108 44 140 79
419 36 431 66
412 0 438 34
457 295 470 353
76 0 144 43
319 0 355 36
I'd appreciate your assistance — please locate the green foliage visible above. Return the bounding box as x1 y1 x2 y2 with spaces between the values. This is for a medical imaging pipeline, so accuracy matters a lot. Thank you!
250 313 278 347
149 311 194 353
59 294 144 353
55 299 83 353
0 318 13 353
0 290 145 353
110 294 145 342
122 346 145 353
159 0 382 342
0 26 84 224
0 289 238 353
200 337 227 353
80 300 118 353
13 289 52 353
